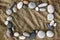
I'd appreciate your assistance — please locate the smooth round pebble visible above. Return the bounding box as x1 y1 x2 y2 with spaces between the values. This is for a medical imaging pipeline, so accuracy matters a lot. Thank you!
47 5 54 13
23 0 29 4
37 31 45 38
38 3 48 7
23 32 30 37
19 36 26 40
35 7 39 11
46 31 54 37
39 8 46 12
4 21 9 25
6 9 12 15
47 14 54 21
17 2 23 9
7 16 12 21
28 2 36 9
14 32 20 37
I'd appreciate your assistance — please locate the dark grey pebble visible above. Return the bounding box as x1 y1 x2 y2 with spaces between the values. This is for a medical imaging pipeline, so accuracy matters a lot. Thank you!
47 23 54 30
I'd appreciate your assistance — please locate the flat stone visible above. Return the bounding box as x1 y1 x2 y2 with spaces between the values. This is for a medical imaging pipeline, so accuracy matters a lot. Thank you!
4 21 9 25
19 36 26 40
14 32 20 37
17 2 23 9
47 5 54 13
47 14 54 21
39 8 46 12
7 16 12 21
37 31 45 38
28 2 36 9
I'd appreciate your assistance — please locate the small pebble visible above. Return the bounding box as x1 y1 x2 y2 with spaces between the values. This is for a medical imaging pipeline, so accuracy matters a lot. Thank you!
17 2 23 9
47 14 54 21
28 2 36 9
50 20 54 26
47 5 54 13
53 23 57 27
37 31 45 38
46 30 54 37
23 32 30 37
7 16 12 21
47 23 54 30
14 32 20 37
6 9 12 15
35 7 39 11
23 0 29 4
39 8 46 12
19 36 26 40
38 3 48 7
4 21 9 25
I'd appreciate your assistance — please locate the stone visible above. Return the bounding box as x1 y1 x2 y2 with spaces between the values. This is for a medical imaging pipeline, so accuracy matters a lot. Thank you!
17 2 23 9
47 5 54 13
7 16 12 21
6 9 12 15
14 32 20 37
19 36 26 40
4 21 9 25
23 0 29 4
46 30 54 37
39 8 46 12
35 7 39 11
28 2 36 9
23 32 30 37
37 31 45 38
53 23 57 27
38 3 48 7
47 14 54 21
50 20 54 26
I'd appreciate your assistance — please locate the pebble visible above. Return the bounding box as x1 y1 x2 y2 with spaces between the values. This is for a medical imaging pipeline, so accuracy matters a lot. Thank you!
28 2 36 9
47 23 54 30
14 32 20 37
38 3 48 7
23 32 30 37
47 5 54 13
4 21 9 25
35 7 39 11
7 16 12 21
53 23 57 27
47 14 54 21
23 0 29 4
50 20 54 26
17 2 23 9
19 36 26 40
39 8 46 12
6 9 12 15
46 30 54 37
37 31 45 38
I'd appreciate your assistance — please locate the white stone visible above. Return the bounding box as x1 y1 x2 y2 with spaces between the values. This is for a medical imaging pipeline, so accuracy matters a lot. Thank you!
4 21 9 25
6 9 12 15
47 5 54 13
53 23 57 27
7 16 12 21
35 7 39 11
46 31 54 37
23 32 30 37
17 2 23 9
19 36 26 40
14 32 20 37
13 7 17 13
47 14 54 21
50 20 54 26
38 3 48 7
39 8 46 12
28 2 36 9
37 31 45 38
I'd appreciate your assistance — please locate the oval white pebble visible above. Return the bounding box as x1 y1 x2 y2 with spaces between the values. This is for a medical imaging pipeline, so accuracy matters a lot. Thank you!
53 23 57 27
38 3 48 7
23 32 30 37
47 5 54 13
28 2 36 9
37 31 45 38
47 14 54 21
14 32 20 37
50 20 54 26
19 36 26 40
6 9 12 15
17 2 23 9
13 7 17 13
39 8 46 12
35 7 39 11
4 21 9 25
7 16 12 21
46 31 54 37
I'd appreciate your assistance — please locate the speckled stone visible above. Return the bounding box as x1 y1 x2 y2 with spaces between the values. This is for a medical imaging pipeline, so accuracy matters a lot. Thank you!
28 2 36 9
